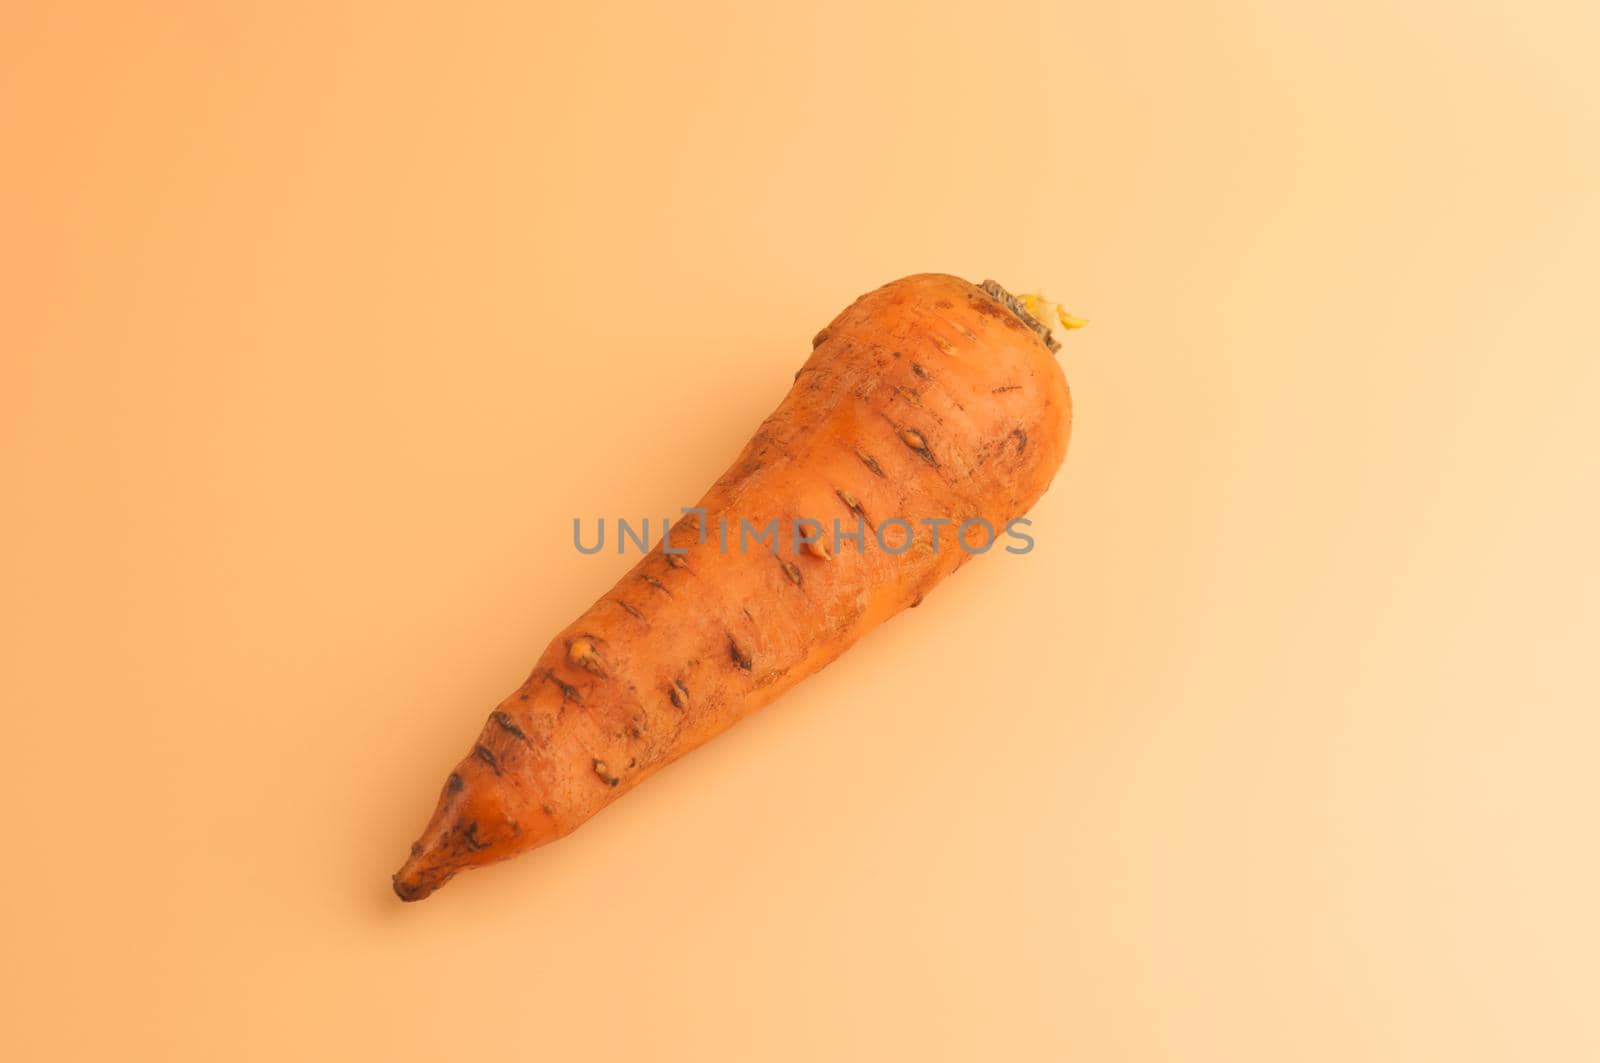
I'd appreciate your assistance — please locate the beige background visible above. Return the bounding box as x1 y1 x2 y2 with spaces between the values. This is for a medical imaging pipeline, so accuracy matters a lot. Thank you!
3 2 1598 1060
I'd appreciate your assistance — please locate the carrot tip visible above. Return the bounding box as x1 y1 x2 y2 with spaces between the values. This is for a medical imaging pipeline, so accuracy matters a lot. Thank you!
392 876 427 902
392 838 462 902
392 860 454 902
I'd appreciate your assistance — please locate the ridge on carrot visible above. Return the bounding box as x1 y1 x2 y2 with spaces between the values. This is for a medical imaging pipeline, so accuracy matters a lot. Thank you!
393 273 1079 901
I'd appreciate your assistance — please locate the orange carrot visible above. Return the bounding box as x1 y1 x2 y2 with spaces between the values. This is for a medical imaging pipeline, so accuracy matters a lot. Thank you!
393 274 1077 900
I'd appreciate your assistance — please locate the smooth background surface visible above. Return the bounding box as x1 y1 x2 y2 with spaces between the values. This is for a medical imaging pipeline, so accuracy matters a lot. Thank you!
3 2 1597 1059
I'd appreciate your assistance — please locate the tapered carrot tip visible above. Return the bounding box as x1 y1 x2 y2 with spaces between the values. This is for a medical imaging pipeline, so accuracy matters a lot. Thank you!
392 818 475 900
391 757 561 901
392 860 449 902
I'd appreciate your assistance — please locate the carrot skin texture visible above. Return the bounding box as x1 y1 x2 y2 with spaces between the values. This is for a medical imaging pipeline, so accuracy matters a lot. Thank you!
392 274 1071 901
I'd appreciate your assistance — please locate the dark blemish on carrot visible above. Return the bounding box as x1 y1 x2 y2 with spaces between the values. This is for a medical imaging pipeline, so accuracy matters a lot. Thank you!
612 598 645 621
911 362 930 379
474 744 501 775
812 329 829 348
462 822 488 851
857 450 885 478
910 593 925 608
546 670 580 702
410 841 423 856
447 772 464 793
592 759 620 787
665 553 688 569
668 678 690 709
627 757 637 768
492 710 528 742
1012 428 1028 453
729 636 753 671
781 560 803 586
897 427 938 466
895 385 922 406
541 803 555 817
640 574 671 595
993 384 1022 393
836 489 869 525
891 349 903 358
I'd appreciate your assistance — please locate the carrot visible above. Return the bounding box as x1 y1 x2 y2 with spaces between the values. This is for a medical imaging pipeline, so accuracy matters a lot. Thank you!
392 274 1078 900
